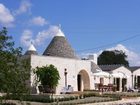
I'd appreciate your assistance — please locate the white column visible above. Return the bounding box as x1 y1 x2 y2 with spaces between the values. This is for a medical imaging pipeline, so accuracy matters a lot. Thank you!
136 75 138 88
131 74 133 89
81 77 84 91
132 73 134 89
120 78 122 92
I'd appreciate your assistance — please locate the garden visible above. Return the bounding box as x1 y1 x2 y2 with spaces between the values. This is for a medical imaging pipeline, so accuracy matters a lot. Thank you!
1 91 140 105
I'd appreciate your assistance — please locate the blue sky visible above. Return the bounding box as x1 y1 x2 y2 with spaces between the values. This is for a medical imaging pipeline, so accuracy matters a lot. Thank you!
0 0 140 65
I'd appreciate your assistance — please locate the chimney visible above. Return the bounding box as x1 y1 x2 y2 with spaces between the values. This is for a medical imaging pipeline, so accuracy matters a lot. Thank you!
88 54 97 64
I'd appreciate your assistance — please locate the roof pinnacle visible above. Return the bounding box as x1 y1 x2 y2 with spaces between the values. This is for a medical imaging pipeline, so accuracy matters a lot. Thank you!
55 24 65 37
28 42 37 51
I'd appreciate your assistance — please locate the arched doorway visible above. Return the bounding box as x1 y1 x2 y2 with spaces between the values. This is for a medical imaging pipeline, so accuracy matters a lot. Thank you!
77 70 90 91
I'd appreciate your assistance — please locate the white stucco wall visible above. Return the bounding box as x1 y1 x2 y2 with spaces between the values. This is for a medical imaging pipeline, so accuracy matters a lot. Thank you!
133 68 140 76
132 68 140 88
93 76 110 85
111 66 132 91
30 55 95 94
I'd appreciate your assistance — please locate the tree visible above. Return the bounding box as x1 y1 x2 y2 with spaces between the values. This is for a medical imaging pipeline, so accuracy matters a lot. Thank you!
0 27 30 102
98 50 129 66
34 64 60 94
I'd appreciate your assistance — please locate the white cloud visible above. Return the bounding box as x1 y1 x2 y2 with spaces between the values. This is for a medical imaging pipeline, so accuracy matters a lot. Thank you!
106 44 140 66
34 25 61 45
20 29 33 47
14 0 31 15
30 16 48 26
34 30 51 45
82 44 140 66
20 25 64 47
0 3 14 27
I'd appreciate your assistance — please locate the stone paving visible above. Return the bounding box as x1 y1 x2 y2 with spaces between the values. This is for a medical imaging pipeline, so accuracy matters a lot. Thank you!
83 97 140 105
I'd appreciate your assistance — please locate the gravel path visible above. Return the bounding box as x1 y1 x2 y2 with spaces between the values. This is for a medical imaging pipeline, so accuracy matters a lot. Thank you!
82 97 140 105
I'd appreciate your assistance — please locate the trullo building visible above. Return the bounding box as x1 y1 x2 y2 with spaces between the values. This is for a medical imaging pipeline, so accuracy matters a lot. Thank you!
25 28 100 94
24 28 140 94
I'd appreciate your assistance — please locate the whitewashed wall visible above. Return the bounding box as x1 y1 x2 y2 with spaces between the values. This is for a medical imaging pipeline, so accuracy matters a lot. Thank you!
133 68 140 76
111 66 132 91
30 55 95 94
132 68 140 88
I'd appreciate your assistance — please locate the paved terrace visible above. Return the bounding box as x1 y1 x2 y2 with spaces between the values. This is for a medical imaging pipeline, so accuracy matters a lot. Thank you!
84 97 140 105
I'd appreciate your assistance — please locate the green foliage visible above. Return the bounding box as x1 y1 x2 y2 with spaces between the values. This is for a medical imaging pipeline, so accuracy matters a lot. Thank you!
4 92 128 104
0 27 30 102
0 103 16 105
4 94 78 103
98 50 129 66
34 64 60 90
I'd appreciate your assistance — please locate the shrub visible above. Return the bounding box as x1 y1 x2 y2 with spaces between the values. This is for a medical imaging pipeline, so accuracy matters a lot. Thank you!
1 103 16 105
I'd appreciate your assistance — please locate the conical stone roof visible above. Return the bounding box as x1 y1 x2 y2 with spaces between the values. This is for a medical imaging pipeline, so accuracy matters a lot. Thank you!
24 43 38 55
43 34 77 59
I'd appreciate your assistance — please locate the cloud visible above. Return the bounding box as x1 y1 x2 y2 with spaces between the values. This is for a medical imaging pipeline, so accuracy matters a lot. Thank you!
0 3 14 27
34 30 51 45
30 16 48 26
107 44 140 65
20 29 33 47
106 44 140 66
14 0 31 15
20 25 64 46
34 25 60 45
82 44 140 66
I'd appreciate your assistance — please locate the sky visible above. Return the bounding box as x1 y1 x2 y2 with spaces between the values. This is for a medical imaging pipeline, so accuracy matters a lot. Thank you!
0 0 140 66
